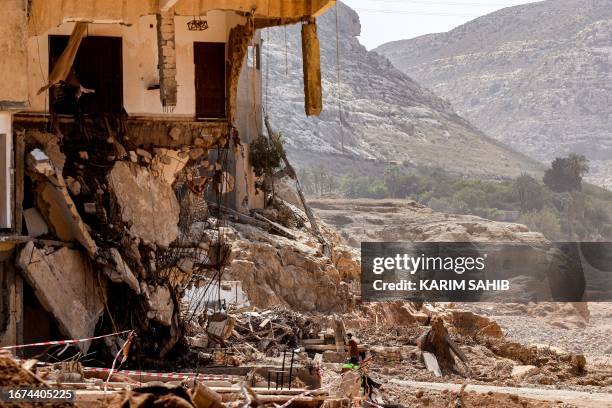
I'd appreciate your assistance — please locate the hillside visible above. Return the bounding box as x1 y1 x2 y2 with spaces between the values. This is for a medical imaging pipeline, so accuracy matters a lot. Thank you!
375 0 612 187
263 2 543 179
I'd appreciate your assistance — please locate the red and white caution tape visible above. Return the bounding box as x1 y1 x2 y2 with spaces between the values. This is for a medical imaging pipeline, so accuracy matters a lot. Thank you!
0 330 133 350
86 367 240 382
105 330 135 391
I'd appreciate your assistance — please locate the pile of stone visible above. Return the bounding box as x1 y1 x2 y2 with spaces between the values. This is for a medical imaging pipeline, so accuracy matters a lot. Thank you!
13 124 361 368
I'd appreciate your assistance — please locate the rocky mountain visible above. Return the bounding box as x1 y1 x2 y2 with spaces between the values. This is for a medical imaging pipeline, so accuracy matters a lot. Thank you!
263 2 543 180
375 0 612 188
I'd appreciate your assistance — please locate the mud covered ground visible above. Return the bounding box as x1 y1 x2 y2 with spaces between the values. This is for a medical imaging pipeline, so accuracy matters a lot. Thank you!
464 302 612 366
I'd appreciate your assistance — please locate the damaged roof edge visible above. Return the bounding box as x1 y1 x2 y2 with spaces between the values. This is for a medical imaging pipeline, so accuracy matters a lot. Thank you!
173 0 337 19
28 0 337 36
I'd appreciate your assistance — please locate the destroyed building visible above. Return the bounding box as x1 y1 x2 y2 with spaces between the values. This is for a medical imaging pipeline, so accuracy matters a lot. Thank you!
0 0 339 362
1 3 612 406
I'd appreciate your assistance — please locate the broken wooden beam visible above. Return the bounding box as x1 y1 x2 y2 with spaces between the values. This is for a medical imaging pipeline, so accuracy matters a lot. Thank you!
418 316 468 374
333 317 345 353
302 20 323 116
252 212 297 240
207 201 268 229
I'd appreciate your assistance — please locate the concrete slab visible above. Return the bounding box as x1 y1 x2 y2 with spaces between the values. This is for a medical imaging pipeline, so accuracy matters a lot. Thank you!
107 161 179 247
16 241 105 350
23 208 49 237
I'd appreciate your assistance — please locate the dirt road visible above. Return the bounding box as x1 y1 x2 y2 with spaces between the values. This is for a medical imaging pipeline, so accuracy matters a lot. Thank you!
390 379 612 407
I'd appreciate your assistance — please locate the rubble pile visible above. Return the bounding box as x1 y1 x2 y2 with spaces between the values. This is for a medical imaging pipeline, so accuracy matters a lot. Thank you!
20 121 226 361
182 306 325 369
0 351 45 388
0 351 74 408
3 296 612 407
8 125 611 407
231 308 323 351
14 119 362 367
303 303 612 391
222 220 356 313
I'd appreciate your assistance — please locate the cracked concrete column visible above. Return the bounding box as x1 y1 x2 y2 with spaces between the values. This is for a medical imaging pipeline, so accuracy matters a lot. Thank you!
157 8 178 111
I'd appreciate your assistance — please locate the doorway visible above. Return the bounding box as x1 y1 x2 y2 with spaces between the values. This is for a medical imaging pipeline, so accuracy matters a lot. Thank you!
49 35 123 114
194 42 226 119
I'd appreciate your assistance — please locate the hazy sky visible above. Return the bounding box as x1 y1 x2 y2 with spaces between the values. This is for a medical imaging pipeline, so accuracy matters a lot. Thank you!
342 0 539 49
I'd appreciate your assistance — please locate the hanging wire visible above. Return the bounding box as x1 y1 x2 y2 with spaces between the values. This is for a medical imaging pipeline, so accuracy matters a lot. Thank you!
335 5 345 153
264 28 270 115
284 25 289 76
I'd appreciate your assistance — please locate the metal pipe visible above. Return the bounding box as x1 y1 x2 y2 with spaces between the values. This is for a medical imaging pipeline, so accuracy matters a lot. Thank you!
288 348 296 390
280 350 287 390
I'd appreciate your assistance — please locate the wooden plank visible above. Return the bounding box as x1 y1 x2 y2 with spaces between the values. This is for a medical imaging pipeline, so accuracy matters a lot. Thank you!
252 212 297 240
333 317 345 353
301 338 325 345
303 344 348 352
301 21 322 116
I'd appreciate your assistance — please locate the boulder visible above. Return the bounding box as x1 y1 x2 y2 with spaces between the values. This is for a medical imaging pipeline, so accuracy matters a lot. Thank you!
151 148 187 184
108 162 180 247
226 233 348 312
329 371 361 399
146 285 174 326
331 245 360 280
442 309 504 338
274 181 303 209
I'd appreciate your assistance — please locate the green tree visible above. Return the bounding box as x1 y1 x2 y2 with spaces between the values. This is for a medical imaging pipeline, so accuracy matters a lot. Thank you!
513 174 544 212
368 180 389 199
543 154 589 193
453 186 487 211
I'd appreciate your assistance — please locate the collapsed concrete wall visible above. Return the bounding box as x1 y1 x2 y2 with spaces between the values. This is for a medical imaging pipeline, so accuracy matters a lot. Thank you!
108 161 180 248
17 242 105 349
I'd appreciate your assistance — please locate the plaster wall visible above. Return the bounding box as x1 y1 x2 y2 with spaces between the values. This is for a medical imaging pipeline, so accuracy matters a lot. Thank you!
25 11 247 117
0 0 28 108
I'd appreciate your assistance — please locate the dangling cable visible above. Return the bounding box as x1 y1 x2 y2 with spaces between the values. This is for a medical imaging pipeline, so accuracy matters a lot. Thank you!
264 29 270 115
284 25 289 76
335 5 345 153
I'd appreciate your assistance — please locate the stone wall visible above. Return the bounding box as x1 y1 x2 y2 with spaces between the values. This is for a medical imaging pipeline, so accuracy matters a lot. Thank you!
156 9 178 110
